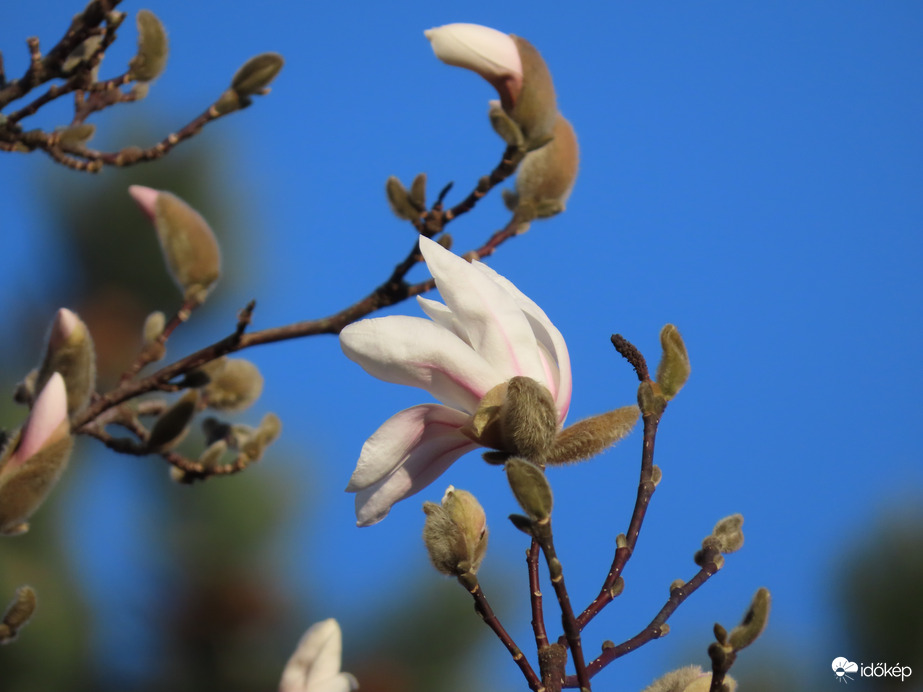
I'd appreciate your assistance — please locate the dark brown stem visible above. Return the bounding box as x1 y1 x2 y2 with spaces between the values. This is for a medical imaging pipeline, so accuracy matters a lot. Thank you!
457 573 542 691
566 550 722 686
528 538 549 650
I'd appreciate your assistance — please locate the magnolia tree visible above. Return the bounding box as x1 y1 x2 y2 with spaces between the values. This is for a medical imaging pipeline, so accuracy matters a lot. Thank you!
0 4 769 691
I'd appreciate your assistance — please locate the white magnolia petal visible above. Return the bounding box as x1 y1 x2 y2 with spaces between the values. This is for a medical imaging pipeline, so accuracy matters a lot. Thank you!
279 619 355 692
340 315 500 413
471 260 572 419
346 404 472 491
424 23 522 88
352 416 478 527
415 295 467 343
419 236 546 383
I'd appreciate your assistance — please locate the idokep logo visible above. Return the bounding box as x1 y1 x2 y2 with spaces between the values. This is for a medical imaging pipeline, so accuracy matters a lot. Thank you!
832 657 913 684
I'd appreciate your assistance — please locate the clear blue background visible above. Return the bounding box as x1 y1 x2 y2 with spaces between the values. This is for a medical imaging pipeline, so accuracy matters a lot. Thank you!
2 2 921 690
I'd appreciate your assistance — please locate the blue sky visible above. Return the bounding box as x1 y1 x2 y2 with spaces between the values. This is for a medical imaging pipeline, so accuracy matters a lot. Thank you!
2 2 922 690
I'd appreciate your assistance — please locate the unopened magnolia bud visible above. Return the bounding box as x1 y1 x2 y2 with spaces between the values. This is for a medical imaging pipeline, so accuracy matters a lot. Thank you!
500 376 558 461
35 308 96 416
408 173 427 212
142 311 166 345
640 665 705 692
147 390 199 451
198 439 227 468
670 578 685 594
422 486 488 576
714 622 728 645
656 324 690 400
0 374 73 536
202 358 264 412
505 457 552 520
128 186 222 305
214 88 241 115
546 405 639 465
385 176 420 220
231 53 284 98
637 380 666 418
0 586 37 644
57 123 96 147
511 113 579 221
712 514 745 553
508 35 557 150
128 9 168 82
507 513 534 534
651 464 663 486
436 234 453 250
727 587 770 651
255 412 282 448
682 672 737 692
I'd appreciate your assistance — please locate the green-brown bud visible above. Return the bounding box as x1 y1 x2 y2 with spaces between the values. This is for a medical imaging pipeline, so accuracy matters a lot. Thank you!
408 173 427 212
198 439 227 469
727 587 770 651
147 390 199 451
202 358 264 412
57 123 96 147
0 586 37 644
385 176 421 220
128 10 168 82
213 88 242 115
35 308 97 416
638 380 667 418
422 486 488 576
508 36 557 151
656 324 690 400
711 513 745 554
505 457 552 521
129 186 222 305
546 405 639 465
510 113 579 222
231 53 284 98
500 376 558 461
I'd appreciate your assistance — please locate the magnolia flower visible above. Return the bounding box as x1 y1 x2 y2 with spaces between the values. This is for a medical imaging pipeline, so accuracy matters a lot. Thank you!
425 23 557 149
339 236 571 526
279 619 358 692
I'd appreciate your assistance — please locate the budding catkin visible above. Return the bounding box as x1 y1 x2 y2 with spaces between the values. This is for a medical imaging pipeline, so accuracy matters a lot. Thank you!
202 359 264 412
546 405 639 465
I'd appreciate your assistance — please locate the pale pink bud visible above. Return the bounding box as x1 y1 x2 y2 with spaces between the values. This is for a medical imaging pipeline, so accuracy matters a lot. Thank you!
7 373 68 471
128 184 159 222
425 23 523 110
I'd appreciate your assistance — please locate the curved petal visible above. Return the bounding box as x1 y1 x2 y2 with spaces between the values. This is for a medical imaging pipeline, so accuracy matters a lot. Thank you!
346 404 471 490
419 236 546 384
349 406 479 527
471 260 572 420
340 315 500 413
416 295 468 343
280 619 358 692
8 373 68 470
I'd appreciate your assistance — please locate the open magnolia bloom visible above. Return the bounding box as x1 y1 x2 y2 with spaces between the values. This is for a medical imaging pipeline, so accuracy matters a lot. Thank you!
279 619 357 692
340 236 571 526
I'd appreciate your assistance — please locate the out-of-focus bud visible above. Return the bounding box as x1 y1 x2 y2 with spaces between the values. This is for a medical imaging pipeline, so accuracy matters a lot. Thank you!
279 619 358 692
147 390 199 452
727 587 770 651
57 123 96 147
546 405 639 465
422 485 489 576
255 412 282 448
198 439 227 469
0 374 73 536
408 173 427 212
128 10 168 82
35 308 96 416
201 358 264 412
505 457 552 521
13 370 38 406
231 53 284 99
0 586 37 645
656 324 691 401
637 380 667 418
640 666 737 692
141 310 167 362
507 113 579 223
425 23 557 150
385 176 421 221
711 513 745 554
62 35 103 73
128 186 222 305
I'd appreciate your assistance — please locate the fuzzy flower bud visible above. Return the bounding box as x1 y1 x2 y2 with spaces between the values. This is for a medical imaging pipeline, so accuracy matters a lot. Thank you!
640 666 737 692
727 587 771 651
0 586 37 644
128 10 168 82
128 186 222 305
505 457 552 521
147 390 199 452
201 358 264 412
656 324 691 400
546 405 639 465
35 308 96 416
0 374 73 536
231 53 284 99
422 486 489 576
425 23 557 150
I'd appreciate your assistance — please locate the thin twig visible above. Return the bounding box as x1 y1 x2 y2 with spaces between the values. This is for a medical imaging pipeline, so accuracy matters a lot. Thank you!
528 538 549 650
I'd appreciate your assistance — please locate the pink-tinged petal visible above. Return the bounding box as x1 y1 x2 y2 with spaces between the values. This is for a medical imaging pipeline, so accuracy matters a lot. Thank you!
471 260 572 420
340 315 500 413
419 236 546 385
128 185 159 222
346 404 472 491
279 619 358 692
424 23 523 108
415 295 468 343
349 407 479 527
8 373 68 470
